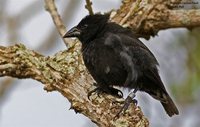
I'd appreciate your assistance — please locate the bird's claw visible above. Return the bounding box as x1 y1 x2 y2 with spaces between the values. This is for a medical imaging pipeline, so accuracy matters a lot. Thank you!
110 88 123 98
87 87 100 100
87 86 123 100
114 93 137 119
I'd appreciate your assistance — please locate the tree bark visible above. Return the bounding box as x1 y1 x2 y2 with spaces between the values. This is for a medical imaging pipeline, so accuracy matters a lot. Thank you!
111 0 200 39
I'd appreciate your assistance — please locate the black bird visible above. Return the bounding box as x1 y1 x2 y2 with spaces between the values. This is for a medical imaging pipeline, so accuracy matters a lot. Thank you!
63 14 179 117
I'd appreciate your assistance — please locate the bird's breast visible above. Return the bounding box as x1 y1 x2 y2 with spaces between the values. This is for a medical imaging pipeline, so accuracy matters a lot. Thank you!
82 44 127 86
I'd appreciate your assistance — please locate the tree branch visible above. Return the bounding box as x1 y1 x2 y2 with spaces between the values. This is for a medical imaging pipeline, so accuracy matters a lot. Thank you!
85 0 94 15
0 44 149 127
167 9 200 29
111 0 200 39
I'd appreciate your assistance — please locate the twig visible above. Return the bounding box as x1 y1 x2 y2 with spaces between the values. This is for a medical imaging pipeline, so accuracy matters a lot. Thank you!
0 78 14 97
85 0 94 15
37 0 80 52
44 0 74 47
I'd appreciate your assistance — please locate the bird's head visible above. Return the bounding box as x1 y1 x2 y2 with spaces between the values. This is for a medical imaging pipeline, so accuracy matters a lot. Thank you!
63 14 110 43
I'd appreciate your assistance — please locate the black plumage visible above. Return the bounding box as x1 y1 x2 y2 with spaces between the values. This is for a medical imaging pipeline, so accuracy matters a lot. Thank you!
63 14 179 117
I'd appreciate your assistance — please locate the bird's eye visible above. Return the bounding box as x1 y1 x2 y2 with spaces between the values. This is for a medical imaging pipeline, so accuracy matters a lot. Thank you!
82 24 88 29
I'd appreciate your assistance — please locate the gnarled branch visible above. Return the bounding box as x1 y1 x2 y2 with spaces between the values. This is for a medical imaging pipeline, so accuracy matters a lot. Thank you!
0 44 149 127
111 0 200 39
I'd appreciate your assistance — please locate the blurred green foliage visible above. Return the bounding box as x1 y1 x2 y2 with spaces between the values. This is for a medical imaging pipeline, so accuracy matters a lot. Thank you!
171 28 200 104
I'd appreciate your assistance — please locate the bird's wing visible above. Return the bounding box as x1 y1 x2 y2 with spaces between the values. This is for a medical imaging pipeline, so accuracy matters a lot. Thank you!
124 36 167 93
103 33 140 87
104 32 161 88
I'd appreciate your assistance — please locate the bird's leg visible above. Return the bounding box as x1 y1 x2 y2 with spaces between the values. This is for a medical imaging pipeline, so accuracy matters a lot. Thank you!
88 83 123 100
115 88 138 118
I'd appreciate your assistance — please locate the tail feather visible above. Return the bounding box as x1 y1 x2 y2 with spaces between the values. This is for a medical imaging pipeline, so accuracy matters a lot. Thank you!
146 89 179 117
161 95 179 117
141 69 179 116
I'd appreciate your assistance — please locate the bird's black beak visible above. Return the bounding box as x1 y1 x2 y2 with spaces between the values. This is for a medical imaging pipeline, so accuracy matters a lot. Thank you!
63 26 81 38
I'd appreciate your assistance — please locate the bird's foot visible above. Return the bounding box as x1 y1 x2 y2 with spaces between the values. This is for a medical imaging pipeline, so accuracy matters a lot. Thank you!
115 89 138 118
88 86 123 100
109 87 123 98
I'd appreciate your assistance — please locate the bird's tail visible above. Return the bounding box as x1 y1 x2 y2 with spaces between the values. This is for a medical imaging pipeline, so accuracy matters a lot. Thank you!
142 69 179 116
147 89 179 117
161 94 179 117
